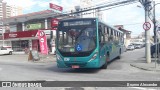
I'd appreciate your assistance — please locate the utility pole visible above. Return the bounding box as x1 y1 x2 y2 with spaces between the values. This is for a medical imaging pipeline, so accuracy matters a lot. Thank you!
145 0 151 63
153 1 156 43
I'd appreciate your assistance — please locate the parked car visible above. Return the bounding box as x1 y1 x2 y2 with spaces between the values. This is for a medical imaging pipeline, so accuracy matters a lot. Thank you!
151 43 160 58
134 44 142 49
127 45 135 50
0 47 13 55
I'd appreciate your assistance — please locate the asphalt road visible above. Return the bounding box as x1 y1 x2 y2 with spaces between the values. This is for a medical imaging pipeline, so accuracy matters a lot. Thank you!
0 48 160 90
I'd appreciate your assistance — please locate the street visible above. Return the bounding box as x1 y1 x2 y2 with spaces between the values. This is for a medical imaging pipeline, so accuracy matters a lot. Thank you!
0 48 160 90
0 48 159 81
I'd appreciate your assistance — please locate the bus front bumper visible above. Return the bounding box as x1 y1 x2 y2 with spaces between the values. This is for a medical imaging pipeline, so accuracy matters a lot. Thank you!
57 59 100 68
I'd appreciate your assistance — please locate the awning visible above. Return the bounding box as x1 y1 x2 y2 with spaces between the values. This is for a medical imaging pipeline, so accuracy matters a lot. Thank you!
4 29 56 40
4 30 38 40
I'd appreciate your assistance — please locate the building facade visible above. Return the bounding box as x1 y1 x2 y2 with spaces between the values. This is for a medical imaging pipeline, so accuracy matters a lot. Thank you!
73 0 107 20
0 0 22 19
114 25 132 47
0 10 74 53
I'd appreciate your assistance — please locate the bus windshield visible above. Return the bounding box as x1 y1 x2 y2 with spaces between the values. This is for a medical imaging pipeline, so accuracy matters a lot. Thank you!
57 26 97 53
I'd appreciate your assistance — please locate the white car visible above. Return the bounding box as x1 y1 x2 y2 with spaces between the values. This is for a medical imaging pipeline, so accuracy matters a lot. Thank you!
0 47 13 55
127 45 134 50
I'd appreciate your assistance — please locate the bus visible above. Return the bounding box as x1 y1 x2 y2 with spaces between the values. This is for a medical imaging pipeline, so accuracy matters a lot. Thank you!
56 18 124 69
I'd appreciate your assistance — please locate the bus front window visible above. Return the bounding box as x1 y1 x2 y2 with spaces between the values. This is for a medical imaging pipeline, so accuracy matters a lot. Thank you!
57 27 96 53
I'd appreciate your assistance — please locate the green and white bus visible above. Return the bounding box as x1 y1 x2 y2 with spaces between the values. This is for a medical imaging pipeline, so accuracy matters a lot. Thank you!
56 18 124 69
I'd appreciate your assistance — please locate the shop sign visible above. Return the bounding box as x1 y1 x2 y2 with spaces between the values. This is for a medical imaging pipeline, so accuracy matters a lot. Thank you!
38 30 48 55
49 3 63 11
26 23 42 30
9 34 17 38
51 18 59 30
4 30 38 39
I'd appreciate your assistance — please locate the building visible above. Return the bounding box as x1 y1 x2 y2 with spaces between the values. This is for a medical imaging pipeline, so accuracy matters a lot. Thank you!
73 0 108 20
10 5 23 17
0 9 74 54
114 25 132 47
0 0 22 19
0 0 23 48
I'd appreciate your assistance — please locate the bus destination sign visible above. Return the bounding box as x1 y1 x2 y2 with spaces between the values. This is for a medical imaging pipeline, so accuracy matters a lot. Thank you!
63 20 92 26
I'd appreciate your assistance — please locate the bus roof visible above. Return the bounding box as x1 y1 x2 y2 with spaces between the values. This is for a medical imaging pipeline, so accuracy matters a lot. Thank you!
59 18 123 33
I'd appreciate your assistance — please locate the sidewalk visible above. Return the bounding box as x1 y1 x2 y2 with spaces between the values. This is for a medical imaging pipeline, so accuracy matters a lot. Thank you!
33 54 56 63
130 57 160 71
11 52 56 63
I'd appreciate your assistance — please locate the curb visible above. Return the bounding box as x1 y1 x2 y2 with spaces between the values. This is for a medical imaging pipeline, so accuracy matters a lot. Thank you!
130 64 152 71
130 64 160 71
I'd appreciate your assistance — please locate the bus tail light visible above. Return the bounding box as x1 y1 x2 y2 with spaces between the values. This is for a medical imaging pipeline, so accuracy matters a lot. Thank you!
89 53 98 62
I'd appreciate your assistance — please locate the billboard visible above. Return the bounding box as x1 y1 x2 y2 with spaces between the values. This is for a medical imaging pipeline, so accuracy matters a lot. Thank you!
49 3 63 11
26 23 42 30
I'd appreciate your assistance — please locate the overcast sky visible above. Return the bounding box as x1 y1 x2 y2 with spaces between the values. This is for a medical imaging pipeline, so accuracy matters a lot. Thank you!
3 0 160 36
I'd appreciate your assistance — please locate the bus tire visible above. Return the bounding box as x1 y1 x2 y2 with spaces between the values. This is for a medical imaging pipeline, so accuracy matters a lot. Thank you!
101 53 109 69
101 61 107 69
117 49 121 59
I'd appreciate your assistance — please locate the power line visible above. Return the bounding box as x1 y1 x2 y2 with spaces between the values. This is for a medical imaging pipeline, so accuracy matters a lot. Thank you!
54 0 139 18
99 1 138 12
118 22 143 26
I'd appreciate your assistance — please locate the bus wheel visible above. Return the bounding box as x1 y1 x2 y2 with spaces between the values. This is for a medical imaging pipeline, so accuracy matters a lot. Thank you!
117 50 121 59
101 61 107 69
101 54 109 69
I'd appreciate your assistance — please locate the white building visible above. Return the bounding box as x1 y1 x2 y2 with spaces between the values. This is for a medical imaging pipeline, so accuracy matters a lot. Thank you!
73 0 109 20
0 0 22 19
0 0 23 48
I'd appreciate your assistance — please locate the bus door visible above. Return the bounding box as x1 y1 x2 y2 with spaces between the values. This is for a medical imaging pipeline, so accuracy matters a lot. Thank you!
108 35 116 60
114 31 120 57
99 27 106 65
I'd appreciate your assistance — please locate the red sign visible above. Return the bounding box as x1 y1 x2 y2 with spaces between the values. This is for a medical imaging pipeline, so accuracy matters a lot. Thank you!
51 18 59 30
49 3 63 11
143 22 151 31
4 30 38 39
38 30 48 55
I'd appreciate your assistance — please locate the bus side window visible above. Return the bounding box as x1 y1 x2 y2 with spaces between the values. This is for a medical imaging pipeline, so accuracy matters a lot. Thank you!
98 25 105 44
109 29 114 42
105 27 108 42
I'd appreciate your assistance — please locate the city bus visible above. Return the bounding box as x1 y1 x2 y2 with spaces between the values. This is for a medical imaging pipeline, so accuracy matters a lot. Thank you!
56 18 124 69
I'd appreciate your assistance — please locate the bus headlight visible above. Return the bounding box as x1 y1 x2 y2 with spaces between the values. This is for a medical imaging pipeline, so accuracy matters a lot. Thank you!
89 53 98 62
56 54 62 61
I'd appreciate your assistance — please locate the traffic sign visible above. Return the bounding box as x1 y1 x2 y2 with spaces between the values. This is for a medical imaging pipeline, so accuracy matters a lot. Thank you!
143 22 151 30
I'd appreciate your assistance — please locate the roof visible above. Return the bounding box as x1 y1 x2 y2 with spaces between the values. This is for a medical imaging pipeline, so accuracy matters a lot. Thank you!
120 28 131 33
3 10 53 19
114 25 131 33
1 10 61 25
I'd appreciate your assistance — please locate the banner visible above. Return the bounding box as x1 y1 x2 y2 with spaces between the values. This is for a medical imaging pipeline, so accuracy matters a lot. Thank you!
38 30 48 55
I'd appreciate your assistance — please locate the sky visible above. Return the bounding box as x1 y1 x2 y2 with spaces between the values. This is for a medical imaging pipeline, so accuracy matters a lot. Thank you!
3 0 160 37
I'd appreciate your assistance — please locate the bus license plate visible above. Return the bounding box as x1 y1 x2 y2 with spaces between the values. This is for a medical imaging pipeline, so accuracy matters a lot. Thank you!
72 65 79 68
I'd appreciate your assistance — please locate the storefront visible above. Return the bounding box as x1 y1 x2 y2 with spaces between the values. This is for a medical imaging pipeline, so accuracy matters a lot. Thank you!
4 30 55 53
0 10 74 54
